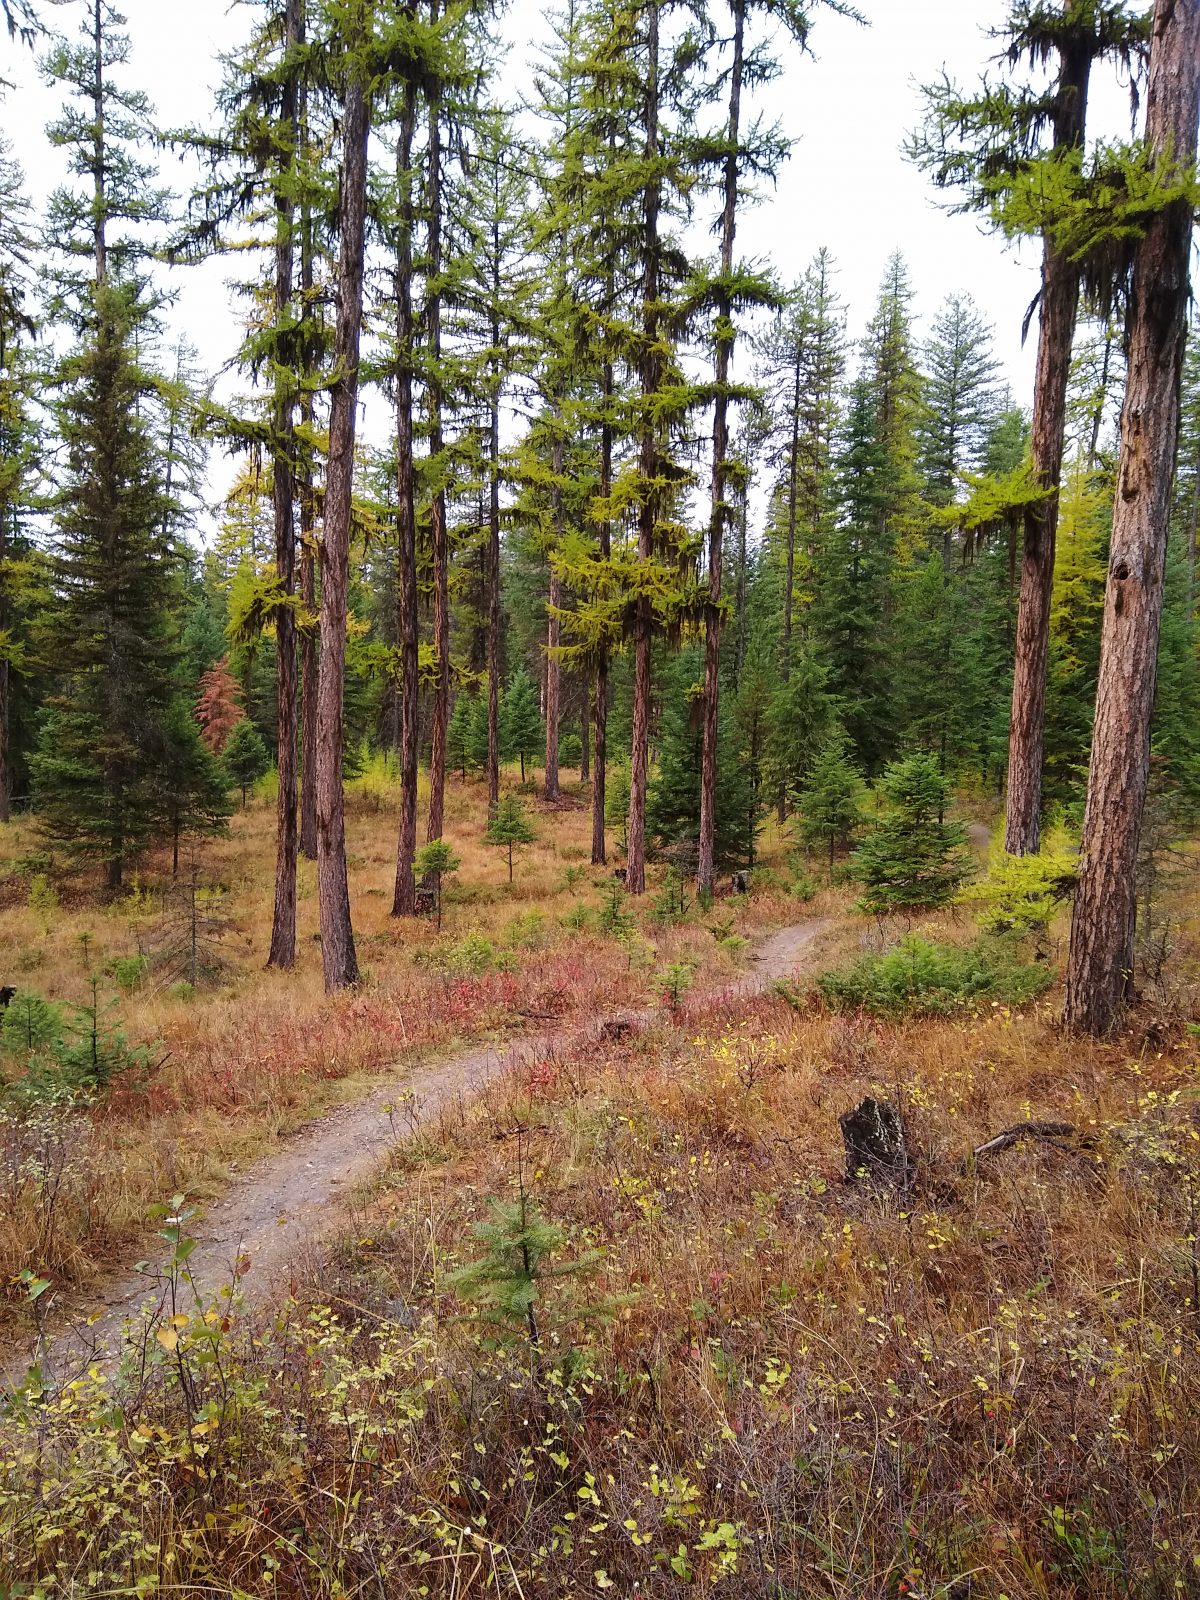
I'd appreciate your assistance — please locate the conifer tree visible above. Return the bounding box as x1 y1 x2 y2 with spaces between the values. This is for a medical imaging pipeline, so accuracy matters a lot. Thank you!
485 791 537 881
647 647 755 868
1065 0 1200 1033
912 0 1151 854
0 141 35 824
851 752 970 916
694 0 851 897
501 667 542 782
456 105 535 807
32 283 179 890
315 0 373 991
759 249 846 674
178 0 322 968
796 733 864 871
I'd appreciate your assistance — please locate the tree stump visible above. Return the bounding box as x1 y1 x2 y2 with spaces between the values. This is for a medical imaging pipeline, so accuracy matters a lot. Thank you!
839 1097 912 1187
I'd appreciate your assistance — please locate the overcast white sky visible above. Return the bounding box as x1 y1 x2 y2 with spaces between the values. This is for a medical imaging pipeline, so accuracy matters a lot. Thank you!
0 0 1144 530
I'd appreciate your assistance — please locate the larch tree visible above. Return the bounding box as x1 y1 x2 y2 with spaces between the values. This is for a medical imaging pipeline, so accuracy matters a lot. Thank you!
177 0 325 965
1064 0 1200 1034
315 0 373 991
912 0 1151 855
694 0 856 898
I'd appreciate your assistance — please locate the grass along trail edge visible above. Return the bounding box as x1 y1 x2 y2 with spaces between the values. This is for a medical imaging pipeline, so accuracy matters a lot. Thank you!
3 913 831 1389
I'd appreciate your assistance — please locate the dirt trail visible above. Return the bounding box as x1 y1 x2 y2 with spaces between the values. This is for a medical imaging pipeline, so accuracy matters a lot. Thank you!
5 916 829 1387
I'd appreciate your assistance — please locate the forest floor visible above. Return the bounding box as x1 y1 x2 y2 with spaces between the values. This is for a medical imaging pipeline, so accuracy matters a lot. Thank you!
6 782 1200 1598
0 760 837 1346
6 913 832 1384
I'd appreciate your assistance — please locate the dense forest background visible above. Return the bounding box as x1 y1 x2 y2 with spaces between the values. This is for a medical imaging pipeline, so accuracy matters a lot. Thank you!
0 0 1197 1023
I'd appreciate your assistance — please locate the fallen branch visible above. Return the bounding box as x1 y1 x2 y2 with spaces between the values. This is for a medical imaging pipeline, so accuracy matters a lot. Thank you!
971 1120 1077 1159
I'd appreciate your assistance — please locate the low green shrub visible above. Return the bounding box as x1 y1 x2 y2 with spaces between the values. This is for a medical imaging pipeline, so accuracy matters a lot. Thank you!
817 935 1053 1017
107 954 149 993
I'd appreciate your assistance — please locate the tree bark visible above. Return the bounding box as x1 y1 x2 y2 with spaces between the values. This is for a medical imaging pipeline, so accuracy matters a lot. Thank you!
487 213 502 811
267 0 301 971
591 367 613 867
299 69 319 865
316 42 369 993
697 0 744 899
544 566 562 800
0 501 9 823
299 479 319 860
425 36 449 856
1064 0 1200 1034
392 80 421 915
626 0 660 898
1004 26 1092 856
579 672 590 781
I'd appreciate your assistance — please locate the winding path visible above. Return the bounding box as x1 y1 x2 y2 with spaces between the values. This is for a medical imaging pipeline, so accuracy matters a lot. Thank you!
4 916 829 1387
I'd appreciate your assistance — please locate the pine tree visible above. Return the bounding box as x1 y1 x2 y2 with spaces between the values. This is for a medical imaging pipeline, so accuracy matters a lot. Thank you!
446 693 473 780
795 734 865 871
223 716 269 807
195 657 244 753
500 667 542 782
763 646 837 807
646 648 755 868
851 752 971 916
1065 0 1200 1033
485 792 537 882
759 249 847 674
693 0 812 898
178 0 324 969
33 283 180 891
911 0 1151 855
0 140 36 824
315 0 373 991
155 700 232 874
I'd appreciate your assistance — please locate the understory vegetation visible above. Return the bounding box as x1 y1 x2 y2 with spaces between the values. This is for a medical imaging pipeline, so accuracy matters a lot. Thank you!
4 918 1200 1597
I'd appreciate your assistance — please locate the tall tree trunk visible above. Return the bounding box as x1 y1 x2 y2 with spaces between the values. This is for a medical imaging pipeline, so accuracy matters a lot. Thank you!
1063 0 1200 1035
267 0 301 970
425 37 449 855
91 0 106 287
392 80 420 915
627 0 660 898
697 0 744 899
580 673 589 781
299 460 319 860
299 75 319 865
0 504 9 824
316 41 369 993
487 223 502 811
544 566 562 800
1004 31 1092 856
733 478 749 693
592 371 613 867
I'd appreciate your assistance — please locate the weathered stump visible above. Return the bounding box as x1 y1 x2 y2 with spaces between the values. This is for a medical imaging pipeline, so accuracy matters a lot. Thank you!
839 1097 912 1187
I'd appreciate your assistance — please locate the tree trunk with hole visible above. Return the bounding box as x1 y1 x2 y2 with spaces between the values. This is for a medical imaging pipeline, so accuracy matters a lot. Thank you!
1064 0 1200 1035
1004 32 1093 856
267 0 301 970
316 50 369 993
698 0 744 900
392 82 420 915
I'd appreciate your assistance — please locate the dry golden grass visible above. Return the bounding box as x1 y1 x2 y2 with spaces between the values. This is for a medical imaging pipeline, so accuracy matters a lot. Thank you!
6 872 1200 1596
0 763 816 1323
